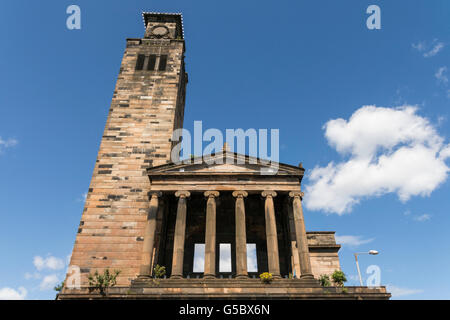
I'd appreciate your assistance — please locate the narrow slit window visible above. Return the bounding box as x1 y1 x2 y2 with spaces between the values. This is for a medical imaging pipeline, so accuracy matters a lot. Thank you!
158 55 167 71
135 54 145 70
193 243 205 273
219 243 232 273
247 243 258 272
147 55 157 71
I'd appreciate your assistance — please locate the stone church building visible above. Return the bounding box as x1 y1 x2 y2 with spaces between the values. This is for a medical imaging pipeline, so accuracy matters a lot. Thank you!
58 12 390 299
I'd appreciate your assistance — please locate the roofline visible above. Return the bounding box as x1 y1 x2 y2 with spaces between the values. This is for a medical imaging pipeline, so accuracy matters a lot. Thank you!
146 151 305 181
147 151 305 173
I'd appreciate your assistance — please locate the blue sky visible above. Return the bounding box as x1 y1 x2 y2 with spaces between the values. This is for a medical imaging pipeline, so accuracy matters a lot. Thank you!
0 0 449 299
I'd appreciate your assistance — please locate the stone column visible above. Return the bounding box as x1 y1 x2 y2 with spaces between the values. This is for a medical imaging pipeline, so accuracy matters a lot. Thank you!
232 191 248 278
289 192 314 279
204 191 219 279
171 191 190 278
139 192 161 276
262 191 281 278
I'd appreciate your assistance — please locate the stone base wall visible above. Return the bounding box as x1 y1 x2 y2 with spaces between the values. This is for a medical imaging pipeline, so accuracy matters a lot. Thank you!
306 232 341 279
58 279 390 300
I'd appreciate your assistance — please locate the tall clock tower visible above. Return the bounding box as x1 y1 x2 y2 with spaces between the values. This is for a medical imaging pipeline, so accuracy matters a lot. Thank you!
67 12 187 286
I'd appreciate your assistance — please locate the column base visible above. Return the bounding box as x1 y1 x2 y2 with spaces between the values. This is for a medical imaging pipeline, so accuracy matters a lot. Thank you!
235 274 249 279
271 274 282 279
203 274 216 279
139 265 151 276
300 273 314 280
170 274 183 279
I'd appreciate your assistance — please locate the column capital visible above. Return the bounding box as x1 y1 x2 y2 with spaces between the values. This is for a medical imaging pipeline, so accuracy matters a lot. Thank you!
148 191 162 199
204 191 220 199
261 190 277 198
175 190 191 198
289 191 304 199
232 190 248 198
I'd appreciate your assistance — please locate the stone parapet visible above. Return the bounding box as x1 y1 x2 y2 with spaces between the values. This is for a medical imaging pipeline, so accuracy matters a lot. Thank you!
58 278 390 300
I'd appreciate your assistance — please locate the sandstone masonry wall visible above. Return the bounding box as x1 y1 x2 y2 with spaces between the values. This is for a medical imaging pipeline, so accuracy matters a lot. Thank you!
67 29 187 286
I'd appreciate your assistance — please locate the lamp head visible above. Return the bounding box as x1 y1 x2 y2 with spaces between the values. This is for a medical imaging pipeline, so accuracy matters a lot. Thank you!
369 250 379 255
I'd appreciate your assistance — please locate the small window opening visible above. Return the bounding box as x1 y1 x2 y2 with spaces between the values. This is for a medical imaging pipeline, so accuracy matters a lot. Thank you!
158 55 167 71
193 243 205 273
219 243 232 273
135 54 145 70
147 55 157 70
247 243 258 272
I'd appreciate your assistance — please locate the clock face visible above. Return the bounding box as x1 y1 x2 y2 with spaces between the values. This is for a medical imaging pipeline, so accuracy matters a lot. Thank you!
152 26 169 37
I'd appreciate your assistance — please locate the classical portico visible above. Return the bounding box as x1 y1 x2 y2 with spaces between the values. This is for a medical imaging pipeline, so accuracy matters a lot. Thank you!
61 150 391 299
136 152 321 280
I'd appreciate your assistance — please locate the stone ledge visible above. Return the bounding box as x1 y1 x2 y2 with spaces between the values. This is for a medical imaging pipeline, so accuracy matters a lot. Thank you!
58 279 390 300
131 277 320 287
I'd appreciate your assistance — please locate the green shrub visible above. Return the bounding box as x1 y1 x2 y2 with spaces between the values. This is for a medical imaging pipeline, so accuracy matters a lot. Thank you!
153 264 166 279
88 269 121 294
319 274 331 287
54 280 65 292
331 270 347 287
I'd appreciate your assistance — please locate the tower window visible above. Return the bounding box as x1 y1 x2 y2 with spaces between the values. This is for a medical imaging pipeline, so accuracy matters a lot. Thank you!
158 55 168 71
147 55 157 71
135 54 145 70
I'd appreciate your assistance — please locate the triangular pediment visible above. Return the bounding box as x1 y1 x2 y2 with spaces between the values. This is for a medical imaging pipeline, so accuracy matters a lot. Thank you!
147 151 304 177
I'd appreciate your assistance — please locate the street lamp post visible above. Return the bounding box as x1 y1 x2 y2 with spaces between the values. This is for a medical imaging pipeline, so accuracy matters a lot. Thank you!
354 250 379 286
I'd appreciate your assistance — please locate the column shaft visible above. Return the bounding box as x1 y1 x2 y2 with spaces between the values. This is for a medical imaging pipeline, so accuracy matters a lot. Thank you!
204 191 219 278
233 191 248 278
139 192 160 276
290 192 314 279
171 191 190 278
262 191 280 277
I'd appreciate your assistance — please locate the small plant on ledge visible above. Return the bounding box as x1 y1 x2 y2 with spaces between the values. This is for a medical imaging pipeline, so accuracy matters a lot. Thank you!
319 274 331 287
152 264 166 285
331 270 347 293
88 269 121 295
331 270 347 287
259 272 273 284
54 280 65 293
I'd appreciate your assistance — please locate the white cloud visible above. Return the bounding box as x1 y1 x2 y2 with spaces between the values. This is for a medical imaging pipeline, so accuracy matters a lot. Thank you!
77 192 88 202
411 41 425 52
39 274 60 291
435 67 448 84
413 214 431 222
0 137 18 152
24 272 41 280
387 284 422 297
304 105 450 214
424 42 444 58
335 235 374 247
33 255 65 271
412 40 445 58
0 287 27 300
